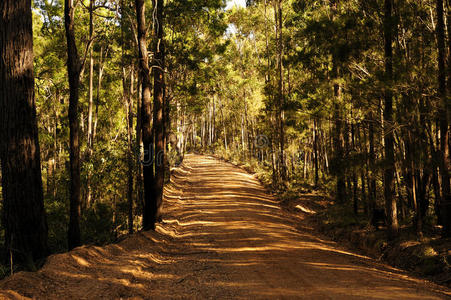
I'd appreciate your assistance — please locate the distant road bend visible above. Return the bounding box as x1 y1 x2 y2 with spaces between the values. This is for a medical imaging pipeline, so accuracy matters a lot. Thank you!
0 154 449 299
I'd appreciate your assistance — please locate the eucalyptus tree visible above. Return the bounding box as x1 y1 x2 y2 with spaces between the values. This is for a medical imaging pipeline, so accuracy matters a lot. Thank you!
382 0 398 239
64 0 83 250
0 0 48 267
152 0 165 228
135 0 155 230
436 0 450 237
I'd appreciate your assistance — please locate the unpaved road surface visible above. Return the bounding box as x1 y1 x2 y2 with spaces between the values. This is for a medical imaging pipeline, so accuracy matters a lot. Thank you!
0 155 450 299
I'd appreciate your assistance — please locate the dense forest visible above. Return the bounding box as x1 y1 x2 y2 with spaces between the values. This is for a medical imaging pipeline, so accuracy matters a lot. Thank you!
0 0 450 275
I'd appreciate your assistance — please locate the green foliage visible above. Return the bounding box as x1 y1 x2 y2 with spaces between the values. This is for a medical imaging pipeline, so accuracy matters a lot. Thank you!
81 202 115 245
46 196 69 253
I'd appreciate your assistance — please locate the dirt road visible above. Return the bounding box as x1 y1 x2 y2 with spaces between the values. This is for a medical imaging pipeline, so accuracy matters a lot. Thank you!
0 154 449 299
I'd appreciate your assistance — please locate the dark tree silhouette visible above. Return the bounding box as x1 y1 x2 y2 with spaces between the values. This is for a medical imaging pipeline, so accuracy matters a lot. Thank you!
152 0 166 227
64 0 82 250
436 0 451 237
0 0 48 267
383 0 398 239
136 0 156 230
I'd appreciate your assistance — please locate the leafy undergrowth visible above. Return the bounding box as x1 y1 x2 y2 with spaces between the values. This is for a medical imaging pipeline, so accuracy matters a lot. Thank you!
303 199 451 288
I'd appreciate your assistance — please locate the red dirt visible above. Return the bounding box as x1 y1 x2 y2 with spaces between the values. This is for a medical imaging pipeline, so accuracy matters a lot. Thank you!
0 154 450 299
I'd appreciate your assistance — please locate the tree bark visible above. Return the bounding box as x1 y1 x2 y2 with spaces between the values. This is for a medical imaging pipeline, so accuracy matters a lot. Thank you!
152 0 165 225
0 0 48 266
135 71 144 216
93 46 105 147
383 0 398 239
437 0 451 237
87 0 94 150
64 0 82 250
368 114 377 217
121 0 134 234
85 0 94 208
126 69 134 234
135 0 155 231
275 0 286 181
333 84 346 203
351 118 358 215
313 119 319 187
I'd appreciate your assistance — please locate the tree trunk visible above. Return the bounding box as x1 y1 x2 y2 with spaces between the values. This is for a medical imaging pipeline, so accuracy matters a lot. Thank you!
93 46 105 148
0 0 48 267
135 72 144 215
275 0 286 181
52 92 60 201
135 0 155 231
152 0 165 226
333 84 346 203
437 0 451 237
85 0 94 208
368 113 377 216
87 0 94 150
212 96 216 144
241 113 245 154
358 122 367 214
383 0 398 239
65 0 82 250
351 119 358 215
220 98 228 151
430 124 442 225
121 0 134 234
163 81 170 181
313 119 319 187
126 69 134 234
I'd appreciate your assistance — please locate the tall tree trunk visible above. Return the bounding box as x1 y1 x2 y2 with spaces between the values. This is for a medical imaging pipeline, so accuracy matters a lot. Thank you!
135 72 144 215
163 81 170 180
87 0 94 150
244 97 250 155
135 0 155 231
275 0 286 181
121 0 134 234
152 0 165 226
437 0 451 237
329 0 345 203
416 99 432 237
351 118 358 215
212 96 216 144
383 0 398 239
368 113 377 217
65 0 82 250
126 69 134 234
313 119 319 187
359 123 367 215
241 113 245 153
52 93 60 201
85 0 94 207
220 98 228 151
333 83 346 203
430 124 442 225
93 46 105 148
0 0 48 267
